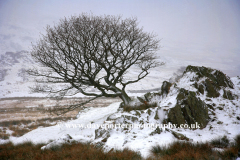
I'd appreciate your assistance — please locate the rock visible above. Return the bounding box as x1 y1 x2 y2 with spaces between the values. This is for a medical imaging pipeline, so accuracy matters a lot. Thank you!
160 81 172 96
184 65 233 98
150 126 162 135
168 104 185 127
183 92 208 128
144 94 151 102
223 89 235 100
168 88 209 129
185 65 234 98
185 66 233 87
176 88 189 102
154 111 159 120
204 79 220 98
198 84 204 94
95 128 110 139
137 96 147 104
144 92 161 101
166 129 190 141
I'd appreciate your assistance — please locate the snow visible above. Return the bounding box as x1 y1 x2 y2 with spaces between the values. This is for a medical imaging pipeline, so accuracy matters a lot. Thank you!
10 102 121 145
7 85 239 158
1 52 240 159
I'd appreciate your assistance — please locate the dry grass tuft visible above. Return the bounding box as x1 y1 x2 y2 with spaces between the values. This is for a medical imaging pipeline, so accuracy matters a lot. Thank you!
0 141 142 160
123 102 157 112
149 134 240 160
149 141 217 160
106 148 142 160
0 128 10 140
210 135 230 148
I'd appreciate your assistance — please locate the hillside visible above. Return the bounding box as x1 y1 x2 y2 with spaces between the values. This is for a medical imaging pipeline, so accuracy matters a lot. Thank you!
7 65 240 158
0 50 188 98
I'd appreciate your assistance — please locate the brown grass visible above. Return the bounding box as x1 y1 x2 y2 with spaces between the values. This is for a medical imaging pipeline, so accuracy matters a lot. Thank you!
123 102 158 112
0 117 74 138
1 137 238 160
0 97 121 122
148 134 240 160
0 141 142 160
210 135 230 148
0 128 9 140
149 141 217 160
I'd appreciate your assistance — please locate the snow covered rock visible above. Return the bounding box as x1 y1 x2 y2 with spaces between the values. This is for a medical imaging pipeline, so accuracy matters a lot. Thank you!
7 65 239 158
168 88 209 128
93 65 240 156
41 134 74 150
185 65 234 98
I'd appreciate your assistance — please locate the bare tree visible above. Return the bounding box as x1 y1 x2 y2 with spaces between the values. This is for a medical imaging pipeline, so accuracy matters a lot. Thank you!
28 14 162 115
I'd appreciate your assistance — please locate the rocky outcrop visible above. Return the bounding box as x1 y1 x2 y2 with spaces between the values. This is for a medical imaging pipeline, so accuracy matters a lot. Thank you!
168 104 185 127
185 65 234 98
94 65 239 146
168 88 209 129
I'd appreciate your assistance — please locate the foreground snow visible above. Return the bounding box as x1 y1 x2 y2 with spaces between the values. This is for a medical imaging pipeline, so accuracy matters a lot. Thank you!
7 96 239 158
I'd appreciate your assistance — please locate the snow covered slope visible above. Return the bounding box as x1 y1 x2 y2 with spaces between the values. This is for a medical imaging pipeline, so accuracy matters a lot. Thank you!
93 65 240 157
5 65 240 158
0 51 39 97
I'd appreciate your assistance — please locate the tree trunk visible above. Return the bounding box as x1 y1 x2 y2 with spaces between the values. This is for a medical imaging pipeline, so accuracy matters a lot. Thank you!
119 90 131 105
109 85 131 105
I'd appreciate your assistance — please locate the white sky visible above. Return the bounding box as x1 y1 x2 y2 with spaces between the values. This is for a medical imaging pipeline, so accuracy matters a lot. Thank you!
0 0 239 76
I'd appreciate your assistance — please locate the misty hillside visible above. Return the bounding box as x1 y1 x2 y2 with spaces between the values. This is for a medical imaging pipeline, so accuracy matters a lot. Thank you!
0 51 36 97
0 50 192 98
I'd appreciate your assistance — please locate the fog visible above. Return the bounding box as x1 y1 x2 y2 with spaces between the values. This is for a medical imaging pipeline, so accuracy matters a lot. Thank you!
0 0 239 76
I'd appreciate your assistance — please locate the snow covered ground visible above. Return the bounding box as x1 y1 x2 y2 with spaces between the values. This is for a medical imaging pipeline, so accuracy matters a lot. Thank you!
1 65 239 158
8 102 121 145
0 50 239 158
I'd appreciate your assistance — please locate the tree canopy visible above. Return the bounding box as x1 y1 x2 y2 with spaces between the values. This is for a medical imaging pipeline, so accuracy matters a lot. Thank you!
28 14 162 115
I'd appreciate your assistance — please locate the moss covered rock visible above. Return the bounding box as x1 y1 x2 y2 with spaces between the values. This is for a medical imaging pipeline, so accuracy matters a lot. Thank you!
185 65 233 88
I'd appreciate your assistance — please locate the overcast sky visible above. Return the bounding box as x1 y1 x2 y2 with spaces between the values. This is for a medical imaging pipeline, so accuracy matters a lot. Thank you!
0 0 239 76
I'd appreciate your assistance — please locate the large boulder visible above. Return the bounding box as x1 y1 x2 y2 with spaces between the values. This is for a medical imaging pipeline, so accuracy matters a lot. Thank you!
168 88 209 129
168 104 185 127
